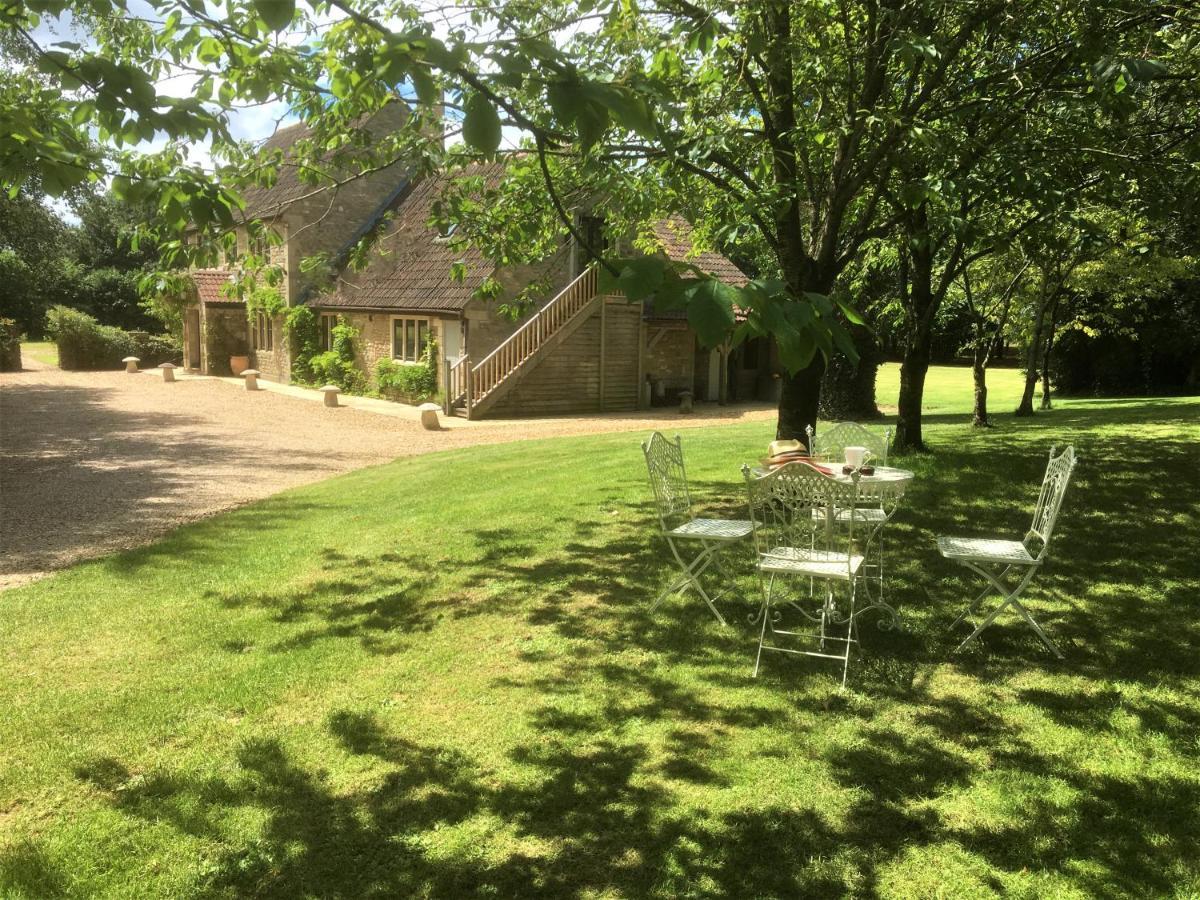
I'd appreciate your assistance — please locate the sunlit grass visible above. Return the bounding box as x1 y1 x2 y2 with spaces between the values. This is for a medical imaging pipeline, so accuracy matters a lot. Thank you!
875 361 1026 414
1 380 1197 897
18 341 58 367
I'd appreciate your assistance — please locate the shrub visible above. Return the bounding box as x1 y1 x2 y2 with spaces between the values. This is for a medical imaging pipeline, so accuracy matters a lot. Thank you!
286 306 319 383
45 305 180 370
376 338 439 404
307 318 364 392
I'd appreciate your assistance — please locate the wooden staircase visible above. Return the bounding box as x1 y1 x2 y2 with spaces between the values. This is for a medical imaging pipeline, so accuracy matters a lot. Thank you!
445 266 600 419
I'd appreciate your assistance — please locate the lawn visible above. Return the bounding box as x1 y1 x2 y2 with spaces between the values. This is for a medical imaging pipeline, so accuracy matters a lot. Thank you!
875 361 1027 414
19 341 58 367
1 373 1197 898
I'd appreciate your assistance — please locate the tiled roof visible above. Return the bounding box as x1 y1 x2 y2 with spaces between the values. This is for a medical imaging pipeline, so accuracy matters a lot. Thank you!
652 216 749 286
644 217 749 320
317 173 750 316
239 103 409 220
317 172 495 313
191 269 234 303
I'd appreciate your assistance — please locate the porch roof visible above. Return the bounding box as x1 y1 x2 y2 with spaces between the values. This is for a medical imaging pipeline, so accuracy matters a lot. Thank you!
191 269 235 303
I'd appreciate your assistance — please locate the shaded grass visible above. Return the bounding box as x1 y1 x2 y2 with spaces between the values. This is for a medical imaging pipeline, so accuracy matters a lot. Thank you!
1 386 1198 897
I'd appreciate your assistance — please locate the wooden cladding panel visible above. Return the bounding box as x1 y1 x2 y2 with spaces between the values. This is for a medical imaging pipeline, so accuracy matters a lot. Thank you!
602 299 641 409
488 296 642 417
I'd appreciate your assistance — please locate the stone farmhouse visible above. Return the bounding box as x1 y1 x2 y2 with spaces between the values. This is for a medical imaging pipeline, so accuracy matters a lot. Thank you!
183 116 781 418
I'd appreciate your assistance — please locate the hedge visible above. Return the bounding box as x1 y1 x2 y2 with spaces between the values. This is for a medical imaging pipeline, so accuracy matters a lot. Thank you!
45 305 181 371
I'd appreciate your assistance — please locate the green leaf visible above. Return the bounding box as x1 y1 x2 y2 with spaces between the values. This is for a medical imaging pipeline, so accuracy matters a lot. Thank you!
576 100 609 152
598 86 656 140
462 92 502 155
255 0 295 32
652 272 694 311
410 67 438 107
546 80 577 126
775 331 817 373
685 279 737 347
829 320 859 364
615 257 666 301
834 296 867 326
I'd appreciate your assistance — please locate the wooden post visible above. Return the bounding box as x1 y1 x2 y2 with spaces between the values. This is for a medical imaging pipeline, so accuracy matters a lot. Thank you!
465 358 473 419
598 295 607 411
442 356 451 415
719 341 730 405
636 305 647 409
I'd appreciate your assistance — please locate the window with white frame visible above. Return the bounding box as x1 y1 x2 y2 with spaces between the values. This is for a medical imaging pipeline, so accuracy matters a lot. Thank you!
392 317 431 362
319 313 337 351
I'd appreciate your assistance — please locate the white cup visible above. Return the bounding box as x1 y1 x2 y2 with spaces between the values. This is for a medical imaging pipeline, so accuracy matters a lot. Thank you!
844 446 871 468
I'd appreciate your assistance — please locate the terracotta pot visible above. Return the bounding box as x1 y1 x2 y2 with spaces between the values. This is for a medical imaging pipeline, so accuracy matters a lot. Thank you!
230 355 250 376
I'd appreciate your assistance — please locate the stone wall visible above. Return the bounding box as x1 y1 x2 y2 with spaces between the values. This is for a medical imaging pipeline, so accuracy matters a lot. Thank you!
282 104 412 306
201 303 250 376
464 253 574 361
251 311 290 382
322 309 460 388
643 323 694 399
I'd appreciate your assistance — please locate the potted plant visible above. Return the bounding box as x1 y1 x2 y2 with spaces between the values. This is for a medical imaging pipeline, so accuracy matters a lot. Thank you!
229 338 250 376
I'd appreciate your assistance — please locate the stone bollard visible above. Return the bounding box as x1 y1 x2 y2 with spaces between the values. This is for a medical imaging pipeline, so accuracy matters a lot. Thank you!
320 385 341 408
418 402 441 430
242 369 260 391
679 390 694 414
159 362 177 383
123 356 140 373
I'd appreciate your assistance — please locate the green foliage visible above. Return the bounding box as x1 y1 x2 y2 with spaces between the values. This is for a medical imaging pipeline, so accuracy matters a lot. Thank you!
308 317 364 392
45 305 180 370
285 306 320 383
2 0 1197 436
375 338 439 403
1 180 164 336
245 282 286 317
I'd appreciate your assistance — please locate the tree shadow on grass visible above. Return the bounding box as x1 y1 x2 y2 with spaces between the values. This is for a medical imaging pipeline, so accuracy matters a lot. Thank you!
11 400 1197 896
55 709 853 897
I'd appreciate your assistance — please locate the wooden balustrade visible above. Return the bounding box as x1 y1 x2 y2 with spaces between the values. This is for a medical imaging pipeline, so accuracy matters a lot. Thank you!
463 266 598 409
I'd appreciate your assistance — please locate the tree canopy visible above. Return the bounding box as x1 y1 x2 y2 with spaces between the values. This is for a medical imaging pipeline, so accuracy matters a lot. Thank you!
2 0 1197 436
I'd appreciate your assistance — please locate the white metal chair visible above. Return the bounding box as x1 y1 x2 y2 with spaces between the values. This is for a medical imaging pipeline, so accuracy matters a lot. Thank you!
937 445 1078 657
742 462 868 687
806 421 895 607
805 421 891 465
642 432 753 625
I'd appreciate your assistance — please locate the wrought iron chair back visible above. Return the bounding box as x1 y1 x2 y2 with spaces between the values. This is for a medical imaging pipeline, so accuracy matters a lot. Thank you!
642 432 693 530
805 421 891 465
1024 445 1077 560
744 462 862 569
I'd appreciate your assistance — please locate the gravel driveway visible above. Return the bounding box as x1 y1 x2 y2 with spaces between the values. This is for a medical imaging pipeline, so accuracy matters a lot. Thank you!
1 362 774 588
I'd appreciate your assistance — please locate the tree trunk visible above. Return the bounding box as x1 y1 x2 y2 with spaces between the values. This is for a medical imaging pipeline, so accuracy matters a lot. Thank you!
1039 306 1059 410
1015 294 1050 417
895 335 931 451
1039 348 1053 409
972 344 990 427
777 355 827 446
820 327 882 421
894 230 935 453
